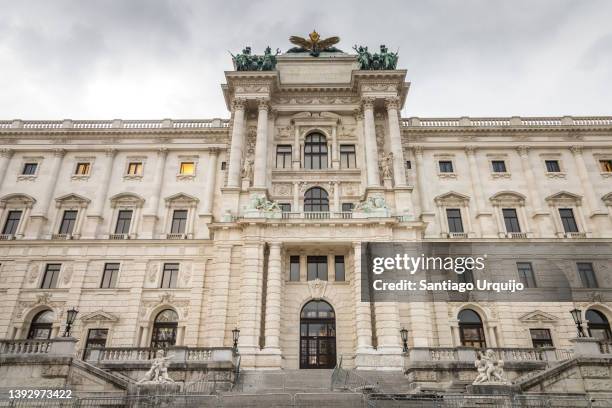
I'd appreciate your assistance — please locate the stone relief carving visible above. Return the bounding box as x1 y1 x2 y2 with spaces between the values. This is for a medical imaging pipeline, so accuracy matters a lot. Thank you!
147 264 159 284
341 183 360 196
473 349 508 384
273 183 293 196
62 264 73 285
27 264 40 284
338 125 357 138
276 126 292 139
15 293 65 319
275 96 358 105
308 278 327 300
241 159 254 183
381 152 394 180
181 264 192 286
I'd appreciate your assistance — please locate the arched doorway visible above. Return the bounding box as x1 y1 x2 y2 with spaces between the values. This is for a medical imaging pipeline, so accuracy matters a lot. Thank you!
27 310 55 339
300 300 336 369
151 309 178 349
586 309 612 341
458 309 486 348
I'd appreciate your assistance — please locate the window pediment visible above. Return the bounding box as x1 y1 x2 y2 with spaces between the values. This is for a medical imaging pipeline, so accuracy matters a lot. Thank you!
164 193 199 208
0 193 36 209
519 310 559 323
55 193 90 208
80 310 119 323
110 192 145 209
434 191 470 206
490 191 526 206
545 191 582 205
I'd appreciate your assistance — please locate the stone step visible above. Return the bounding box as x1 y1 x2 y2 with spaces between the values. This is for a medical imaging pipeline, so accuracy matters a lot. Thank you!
236 369 334 394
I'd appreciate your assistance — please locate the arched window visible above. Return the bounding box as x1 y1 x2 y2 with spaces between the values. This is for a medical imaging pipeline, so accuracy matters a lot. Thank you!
304 188 329 212
300 300 336 369
151 309 178 349
458 309 486 348
586 309 612 341
27 310 55 340
304 133 328 170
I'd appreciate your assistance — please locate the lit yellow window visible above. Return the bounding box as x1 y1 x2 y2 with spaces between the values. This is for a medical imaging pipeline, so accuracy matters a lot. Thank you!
127 162 142 175
601 160 612 173
75 162 91 175
180 162 195 175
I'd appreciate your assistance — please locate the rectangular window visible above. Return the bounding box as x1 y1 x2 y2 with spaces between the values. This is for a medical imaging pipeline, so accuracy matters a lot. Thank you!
439 160 454 173
114 210 133 234
307 256 328 281
559 208 578 233
458 267 474 285
530 329 553 348
84 328 108 358
22 163 38 175
59 210 78 234
491 160 507 173
179 162 195 175
342 203 354 212
405 160 412 169
276 145 292 169
221 161 227 170
340 145 356 169
170 210 188 234
334 255 345 282
161 263 179 288
502 208 521 233
278 203 291 212
127 162 143 176
577 262 598 288
41 264 61 289
517 262 537 288
446 209 464 233
600 160 612 172
2 210 22 235
290 256 300 282
100 263 120 289
75 162 91 175
545 160 561 173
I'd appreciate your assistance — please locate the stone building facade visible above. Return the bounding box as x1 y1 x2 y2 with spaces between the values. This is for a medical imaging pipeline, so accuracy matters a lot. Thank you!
1 49 611 373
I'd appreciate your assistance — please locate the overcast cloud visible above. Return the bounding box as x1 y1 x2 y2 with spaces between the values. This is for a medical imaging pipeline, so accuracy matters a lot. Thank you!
1 0 611 119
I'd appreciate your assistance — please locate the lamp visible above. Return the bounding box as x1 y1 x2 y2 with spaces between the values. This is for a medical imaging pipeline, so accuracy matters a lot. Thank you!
63 308 79 337
570 308 585 337
400 328 408 353
232 327 240 353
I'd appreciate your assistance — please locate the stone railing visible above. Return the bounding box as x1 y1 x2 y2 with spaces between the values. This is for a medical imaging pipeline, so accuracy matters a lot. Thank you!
402 116 612 128
598 341 612 354
281 211 353 220
405 346 574 363
0 338 77 358
85 346 235 366
0 119 230 130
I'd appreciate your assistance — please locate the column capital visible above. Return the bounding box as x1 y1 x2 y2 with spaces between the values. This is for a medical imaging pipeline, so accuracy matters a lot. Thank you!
412 145 424 155
157 147 169 157
0 148 14 158
257 98 270 112
104 148 118 157
384 96 400 111
208 147 221 156
465 145 477 155
232 98 247 111
268 241 282 249
362 97 376 110
52 148 66 158
516 145 530 157
569 145 583 155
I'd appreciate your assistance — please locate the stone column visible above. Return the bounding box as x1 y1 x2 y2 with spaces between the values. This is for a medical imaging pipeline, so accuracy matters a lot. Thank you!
148 148 168 218
264 242 282 351
362 98 381 188
37 149 66 217
92 149 117 217
227 98 247 187
333 182 340 212
0 149 14 191
465 147 486 214
201 148 219 214
293 124 301 169
293 182 300 212
239 242 263 352
253 99 269 188
207 245 232 347
353 242 373 355
331 125 339 169
516 146 542 211
385 97 407 186
570 145 603 217
413 146 432 214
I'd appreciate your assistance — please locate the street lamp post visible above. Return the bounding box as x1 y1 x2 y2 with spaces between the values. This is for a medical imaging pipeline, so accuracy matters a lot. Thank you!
232 327 240 353
63 308 79 337
570 308 586 338
400 328 408 353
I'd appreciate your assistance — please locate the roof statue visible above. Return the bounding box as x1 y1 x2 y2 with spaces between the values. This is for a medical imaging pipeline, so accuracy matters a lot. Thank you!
354 44 399 70
287 30 342 57
231 46 280 71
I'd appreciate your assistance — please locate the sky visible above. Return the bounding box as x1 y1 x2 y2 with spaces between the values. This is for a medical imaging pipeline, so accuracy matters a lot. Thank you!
1 0 611 120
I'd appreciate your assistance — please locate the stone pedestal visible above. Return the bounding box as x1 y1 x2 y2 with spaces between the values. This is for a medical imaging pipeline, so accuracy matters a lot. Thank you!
570 337 602 356
128 383 182 406
467 383 517 395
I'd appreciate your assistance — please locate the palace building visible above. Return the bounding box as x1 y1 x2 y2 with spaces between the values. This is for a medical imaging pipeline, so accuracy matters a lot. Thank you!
0 34 611 393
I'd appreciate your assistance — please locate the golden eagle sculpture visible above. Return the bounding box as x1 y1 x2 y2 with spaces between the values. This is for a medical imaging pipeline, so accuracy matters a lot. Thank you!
287 30 342 57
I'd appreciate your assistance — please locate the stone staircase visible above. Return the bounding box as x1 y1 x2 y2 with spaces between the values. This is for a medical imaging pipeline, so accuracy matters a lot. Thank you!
234 369 336 394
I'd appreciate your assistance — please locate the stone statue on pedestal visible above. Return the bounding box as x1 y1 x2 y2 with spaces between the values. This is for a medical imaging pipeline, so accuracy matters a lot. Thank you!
473 349 508 384
138 350 175 384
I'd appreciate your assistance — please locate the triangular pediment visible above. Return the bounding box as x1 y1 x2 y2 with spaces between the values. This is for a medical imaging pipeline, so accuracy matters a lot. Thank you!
109 192 145 208
519 310 559 323
490 191 526 204
545 191 582 203
80 310 119 323
434 191 470 205
0 193 36 206
164 192 199 204
55 193 90 204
